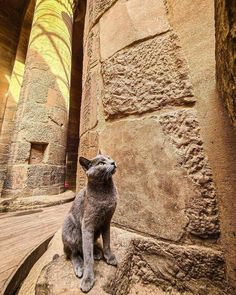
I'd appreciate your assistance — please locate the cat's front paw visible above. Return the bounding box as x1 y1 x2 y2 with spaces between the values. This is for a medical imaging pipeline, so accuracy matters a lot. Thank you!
80 275 94 293
94 245 102 261
74 264 83 278
104 253 117 266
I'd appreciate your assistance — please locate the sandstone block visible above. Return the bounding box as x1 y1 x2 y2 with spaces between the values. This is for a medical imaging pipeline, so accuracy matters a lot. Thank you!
4 165 28 190
76 131 99 191
83 24 100 84
32 185 64 197
8 142 31 164
102 32 195 119
87 0 117 29
32 228 230 295
27 81 49 104
22 102 49 124
46 144 66 166
48 107 67 128
100 0 170 60
27 165 65 189
4 164 65 197
99 111 219 240
80 66 101 135
46 88 66 109
16 120 66 147
159 110 220 238
99 117 194 241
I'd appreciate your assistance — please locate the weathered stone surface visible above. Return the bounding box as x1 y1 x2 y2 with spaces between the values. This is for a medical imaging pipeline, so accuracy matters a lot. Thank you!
3 164 65 197
80 65 101 135
102 32 194 119
13 120 67 149
99 112 220 240
99 117 196 241
86 0 117 30
166 0 236 288
46 144 67 166
105 234 229 295
83 24 100 84
4 165 28 191
76 131 99 191
8 142 31 164
0 190 75 212
100 0 170 60
215 0 236 127
159 110 220 238
28 227 230 295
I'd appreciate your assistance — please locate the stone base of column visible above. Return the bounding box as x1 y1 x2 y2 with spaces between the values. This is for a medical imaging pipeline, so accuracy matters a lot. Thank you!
0 190 75 212
2 164 66 199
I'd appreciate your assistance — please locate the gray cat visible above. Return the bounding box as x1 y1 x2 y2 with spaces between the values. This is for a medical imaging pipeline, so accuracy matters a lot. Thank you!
62 153 118 293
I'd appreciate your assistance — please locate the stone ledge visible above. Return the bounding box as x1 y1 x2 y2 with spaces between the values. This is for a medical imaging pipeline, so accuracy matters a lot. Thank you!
0 190 75 212
19 227 232 295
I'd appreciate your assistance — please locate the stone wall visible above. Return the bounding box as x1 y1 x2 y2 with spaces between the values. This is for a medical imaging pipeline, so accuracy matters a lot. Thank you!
215 0 236 127
76 0 235 292
166 0 236 288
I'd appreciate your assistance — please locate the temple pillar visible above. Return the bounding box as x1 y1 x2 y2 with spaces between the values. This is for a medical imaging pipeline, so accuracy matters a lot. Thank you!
3 0 76 198
0 0 36 197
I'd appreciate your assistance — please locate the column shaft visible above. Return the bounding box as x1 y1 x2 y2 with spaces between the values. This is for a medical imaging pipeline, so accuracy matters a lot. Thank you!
3 0 75 197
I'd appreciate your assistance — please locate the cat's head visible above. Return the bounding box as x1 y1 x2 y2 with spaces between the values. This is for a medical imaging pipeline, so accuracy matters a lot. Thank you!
79 154 117 181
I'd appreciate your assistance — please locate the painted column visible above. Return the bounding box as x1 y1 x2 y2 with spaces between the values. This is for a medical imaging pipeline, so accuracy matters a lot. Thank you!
3 0 76 198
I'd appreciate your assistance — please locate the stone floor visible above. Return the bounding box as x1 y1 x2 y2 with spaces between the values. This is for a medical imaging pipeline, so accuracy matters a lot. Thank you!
0 202 71 294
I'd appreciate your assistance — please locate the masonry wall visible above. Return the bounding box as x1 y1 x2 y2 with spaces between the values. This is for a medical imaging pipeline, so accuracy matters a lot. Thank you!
214 0 236 287
215 0 236 127
77 0 235 292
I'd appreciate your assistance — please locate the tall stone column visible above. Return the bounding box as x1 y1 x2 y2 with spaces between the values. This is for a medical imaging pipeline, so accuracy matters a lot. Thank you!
3 0 75 198
76 0 233 293
0 0 35 197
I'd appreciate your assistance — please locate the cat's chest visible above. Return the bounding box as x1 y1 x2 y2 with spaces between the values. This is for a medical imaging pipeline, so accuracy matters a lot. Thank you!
86 194 116 224
94 195 116 214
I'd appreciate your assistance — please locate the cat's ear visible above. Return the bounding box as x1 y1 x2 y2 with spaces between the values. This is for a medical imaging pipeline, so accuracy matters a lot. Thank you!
97 149 102 155
79 156 91 171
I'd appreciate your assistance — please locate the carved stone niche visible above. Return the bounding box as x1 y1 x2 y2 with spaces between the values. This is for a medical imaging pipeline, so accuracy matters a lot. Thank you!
29 142 48 164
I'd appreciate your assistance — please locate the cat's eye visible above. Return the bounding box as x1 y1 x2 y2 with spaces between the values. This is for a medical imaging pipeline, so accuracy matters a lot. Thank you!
98 162 105 165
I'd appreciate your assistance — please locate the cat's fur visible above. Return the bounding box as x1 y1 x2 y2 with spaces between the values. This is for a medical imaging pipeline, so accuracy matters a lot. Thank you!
62 153 118 293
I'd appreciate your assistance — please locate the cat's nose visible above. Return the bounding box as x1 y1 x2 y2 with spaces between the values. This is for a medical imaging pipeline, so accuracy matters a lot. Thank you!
111 161 117 168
